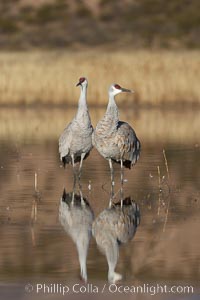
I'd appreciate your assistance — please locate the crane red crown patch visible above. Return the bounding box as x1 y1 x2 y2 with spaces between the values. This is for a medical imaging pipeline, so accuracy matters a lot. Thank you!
79 77 86 83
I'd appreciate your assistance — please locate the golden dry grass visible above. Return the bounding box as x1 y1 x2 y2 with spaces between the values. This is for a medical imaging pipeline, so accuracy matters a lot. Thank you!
0 107 199 144
0 50 200 106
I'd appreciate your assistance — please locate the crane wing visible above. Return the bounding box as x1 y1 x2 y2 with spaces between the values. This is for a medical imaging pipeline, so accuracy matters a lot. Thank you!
115 121 141 165
59 121 73 159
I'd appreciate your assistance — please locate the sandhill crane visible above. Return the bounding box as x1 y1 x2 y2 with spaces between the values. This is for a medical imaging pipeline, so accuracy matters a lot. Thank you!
59 77 93 178
92 197 140 283
93 84 140 187
59 188 94 282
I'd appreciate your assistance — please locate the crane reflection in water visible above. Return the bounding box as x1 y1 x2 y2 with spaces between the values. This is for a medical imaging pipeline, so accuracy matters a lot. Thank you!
59 180 140 283
92 196 140 283
59 184 94 282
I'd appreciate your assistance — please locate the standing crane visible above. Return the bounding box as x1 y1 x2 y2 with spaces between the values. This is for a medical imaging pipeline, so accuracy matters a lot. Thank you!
92 83 141 187
59 188 94 282
92 197 140 283
59 77 93 178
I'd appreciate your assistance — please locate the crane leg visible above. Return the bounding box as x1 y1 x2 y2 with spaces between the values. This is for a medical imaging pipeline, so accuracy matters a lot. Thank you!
73 174 77 190
120 159 124 186
120 159 124 208
71 154 76 188
78 153 85 180
109 159 114 195
79 188 85 207
71 154 77 180
120 186 124 208
109 196 112 208
72 191 75 206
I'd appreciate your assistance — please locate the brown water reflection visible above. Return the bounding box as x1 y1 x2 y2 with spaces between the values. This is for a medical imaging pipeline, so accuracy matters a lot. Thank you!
0 107 199 299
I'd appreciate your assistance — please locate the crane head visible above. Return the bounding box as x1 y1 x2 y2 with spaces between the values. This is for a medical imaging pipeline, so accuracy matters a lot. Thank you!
76 77 88 87
109 84 134 96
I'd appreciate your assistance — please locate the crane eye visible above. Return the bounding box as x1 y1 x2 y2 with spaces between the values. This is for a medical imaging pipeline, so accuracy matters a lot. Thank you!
114 84 121 90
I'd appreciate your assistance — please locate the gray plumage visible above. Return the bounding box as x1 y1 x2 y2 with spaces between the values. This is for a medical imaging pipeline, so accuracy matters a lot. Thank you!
59 189 94 282
93 84 140 169
92 197 140 283
59 77 93 171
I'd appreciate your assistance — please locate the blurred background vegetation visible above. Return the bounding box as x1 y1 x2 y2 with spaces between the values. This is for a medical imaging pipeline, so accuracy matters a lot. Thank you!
0 0 200 106
0 0 200 50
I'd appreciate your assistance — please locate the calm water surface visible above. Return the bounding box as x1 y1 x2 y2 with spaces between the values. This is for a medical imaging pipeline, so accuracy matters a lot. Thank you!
0 107 199 300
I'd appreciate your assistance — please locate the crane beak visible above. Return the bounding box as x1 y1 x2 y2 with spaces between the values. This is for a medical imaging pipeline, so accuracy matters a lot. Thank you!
76 82 81 87
121 88 134 93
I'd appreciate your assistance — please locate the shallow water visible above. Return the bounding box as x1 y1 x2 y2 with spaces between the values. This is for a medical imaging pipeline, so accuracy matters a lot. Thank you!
0 107 199 300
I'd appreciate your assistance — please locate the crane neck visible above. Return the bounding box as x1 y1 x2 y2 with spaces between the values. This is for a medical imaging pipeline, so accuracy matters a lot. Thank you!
78 85 88 109
106 93 119 120
77 235 89 282
76 85 89 121
103 234 119 283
